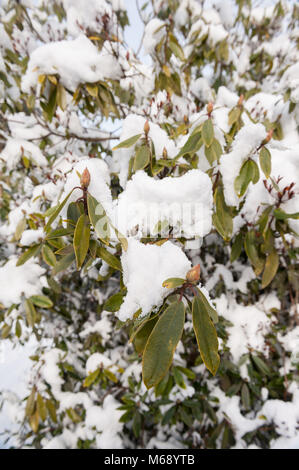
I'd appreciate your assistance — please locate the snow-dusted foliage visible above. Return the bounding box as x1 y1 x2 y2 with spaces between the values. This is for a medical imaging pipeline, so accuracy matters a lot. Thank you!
0 0 298 450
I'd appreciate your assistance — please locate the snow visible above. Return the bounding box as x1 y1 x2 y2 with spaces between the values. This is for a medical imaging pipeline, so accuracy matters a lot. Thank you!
114 169 213 239
0 138 48 170
220 122 267 207
143 19 165 55
0 257 46 308
215 295 273 364
85 396 123 449
19 228 44 246
86 352 112 373
117 238 191 322
22 35 122 93
112 114 178 188
59 158 113 220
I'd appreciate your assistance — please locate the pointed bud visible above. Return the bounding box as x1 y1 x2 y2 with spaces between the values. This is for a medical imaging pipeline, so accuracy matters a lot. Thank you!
186 264 201 283
163 147 168 159
144 120 150 135
80 167 90 188
207 102 213 115
238 94 244 107
265 128 273 143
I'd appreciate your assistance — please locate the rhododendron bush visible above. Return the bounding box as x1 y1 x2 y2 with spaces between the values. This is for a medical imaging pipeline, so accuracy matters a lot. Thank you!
0 0 298 449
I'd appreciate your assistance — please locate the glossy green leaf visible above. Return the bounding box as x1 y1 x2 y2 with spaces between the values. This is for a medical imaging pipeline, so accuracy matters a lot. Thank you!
244 231 264 275
42 245 56 267
259 147 271 178
97 246 122 271
261 250 279 288
213 186 233 241
134 145 151 171
162 277 185 289
103 292 124 312
16 244 41 266
142 300 185 389
176 132 201 158
30 295 53 309
202 119 214 147
204 138 222 165
45 189 75 231
192 296 220 376
87 193 110 245
73 214 90 270
112 134 142 150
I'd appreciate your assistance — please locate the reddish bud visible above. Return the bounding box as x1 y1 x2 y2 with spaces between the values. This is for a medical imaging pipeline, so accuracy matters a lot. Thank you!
207 102 213 115
80 167 90 188
186 264 201 283
238 94 244 106
265 129 274 143
144 120 150 135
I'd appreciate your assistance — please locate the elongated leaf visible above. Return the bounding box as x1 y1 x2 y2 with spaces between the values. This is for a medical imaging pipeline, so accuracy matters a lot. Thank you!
196 287 218 323
176 132 201 158
169 39 185 61
97 246 122 271
202 119 214 147
259 147 271 178
52 251 75 275
230 232 243 262
16 244 41 266
244 231 264 275
25 389 36 417
112 134 142 150
274 208 299 220
133 316 158 354
192 296 220 376
87 193 110 244
204 139 222 165
134 145 151 171
30 295 53 309
25 299 37 327
37 393 48 422
45 189 75 231
103 292 124 312
162 277 185 289
142 300 185 389
234 160 253 197
261 250 279 288
214 186 233 241
42 245 56 267
73 214 90 270
83 368 100 387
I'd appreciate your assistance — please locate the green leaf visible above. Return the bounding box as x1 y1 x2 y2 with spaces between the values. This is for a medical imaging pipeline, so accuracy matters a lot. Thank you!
30 295 53 309
241 383 251 410
15 319 22 338
204 139 222 165
97 246 122 271
45 189 75 231
37 393 48 421
25 299 37 327
230 232 243 262
169 39 185 61
87 193 110 245
273 208 299 220
234 160 254 197
14 217 26 241
46 399 57 423
162 277 185 289
261 250 279 288
244 231 264 275
83 368 100 387
42 245 56 267
1 323 11 339
228 107 241 126
16 244 41 266
213 186 233 241
134 145 151 171
133 316 158 354
112 134 142 150
251 356 271 376
196 287 218 323
52 251 75 275
192 296 220 376
73 214 90 270
25 389 36 417
176 132 201 158
86 83 98 97
142 300 185 389
259 147 271 178
202 119 214 148
103 292 124 312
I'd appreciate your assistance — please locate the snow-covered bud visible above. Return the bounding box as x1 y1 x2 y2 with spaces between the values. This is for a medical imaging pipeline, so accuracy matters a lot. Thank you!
144 120 150 135
80 167 90 188
207 102 213 115
238 94 244 106
186 264 201 283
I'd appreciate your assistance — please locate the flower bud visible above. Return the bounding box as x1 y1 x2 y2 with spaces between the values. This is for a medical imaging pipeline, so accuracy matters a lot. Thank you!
265 128 273 143
186 264 201 283
207 102 213 115
238 94 244 107
163 147 168 159
80 167 90 188
144 120 150 135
